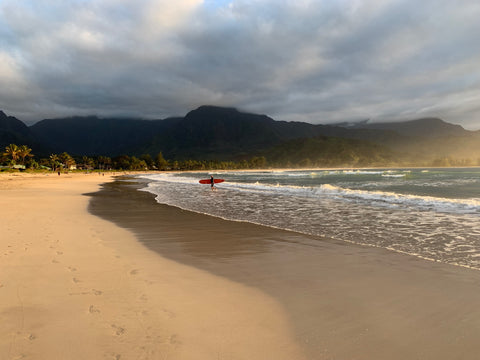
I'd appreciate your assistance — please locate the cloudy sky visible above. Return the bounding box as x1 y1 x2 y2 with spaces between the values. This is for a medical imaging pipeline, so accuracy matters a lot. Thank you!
1 0 479 129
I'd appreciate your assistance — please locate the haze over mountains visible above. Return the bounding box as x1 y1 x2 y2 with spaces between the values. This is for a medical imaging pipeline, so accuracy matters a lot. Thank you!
1 106 479 167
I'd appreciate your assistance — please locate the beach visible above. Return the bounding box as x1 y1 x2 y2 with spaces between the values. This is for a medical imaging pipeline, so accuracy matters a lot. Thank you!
0 173 303 359
2 173 480 359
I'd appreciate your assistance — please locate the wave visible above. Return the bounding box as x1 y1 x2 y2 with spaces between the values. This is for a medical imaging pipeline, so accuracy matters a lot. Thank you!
317 184 480 214
138 173 480 214
135 172 480 270
223 181 479 214
139 173 201 185
381 174 406 178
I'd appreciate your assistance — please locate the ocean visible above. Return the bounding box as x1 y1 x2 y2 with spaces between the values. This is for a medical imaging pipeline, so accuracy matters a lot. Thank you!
137 168 480 270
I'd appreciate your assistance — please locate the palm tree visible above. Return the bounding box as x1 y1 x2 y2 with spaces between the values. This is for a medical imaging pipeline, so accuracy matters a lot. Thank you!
59 152 75 170
49 154 59 171
3 144 20 164
18 145 33 165
82 156 94 170
155 152 168 170
97 156 112 170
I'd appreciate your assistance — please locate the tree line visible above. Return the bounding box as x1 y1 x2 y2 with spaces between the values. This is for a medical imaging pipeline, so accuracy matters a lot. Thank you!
1 143 268 171
3 143 478 171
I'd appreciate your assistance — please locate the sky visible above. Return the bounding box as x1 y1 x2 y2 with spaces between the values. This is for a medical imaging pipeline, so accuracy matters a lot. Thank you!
0 0 479 129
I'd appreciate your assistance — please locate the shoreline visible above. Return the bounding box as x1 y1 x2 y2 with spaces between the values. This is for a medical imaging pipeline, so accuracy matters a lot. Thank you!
154 165 480 174
133 169 480 272
2 163 478 176
90 176 480 359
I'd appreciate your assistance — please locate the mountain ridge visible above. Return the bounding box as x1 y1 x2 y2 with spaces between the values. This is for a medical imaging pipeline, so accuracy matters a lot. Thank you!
0 110 44 151
1 106 479 166
336 117 470 138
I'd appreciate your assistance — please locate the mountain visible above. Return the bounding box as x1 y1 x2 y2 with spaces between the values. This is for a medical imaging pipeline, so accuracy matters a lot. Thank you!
0 111 42 151
264 136 397 167
139 106 282 159
337 117 470 138
1 106 479 166
27 106 328 159
30 115 179 156
0 111 32 144
139 106 406 161
334 117 480 163
139 106 331 159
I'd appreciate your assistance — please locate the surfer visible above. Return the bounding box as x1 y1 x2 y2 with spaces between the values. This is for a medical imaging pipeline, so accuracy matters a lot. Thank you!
210 175 215 191
198 177 223 188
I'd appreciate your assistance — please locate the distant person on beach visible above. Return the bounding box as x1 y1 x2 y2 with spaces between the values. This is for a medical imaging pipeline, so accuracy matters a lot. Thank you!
210 175 215 190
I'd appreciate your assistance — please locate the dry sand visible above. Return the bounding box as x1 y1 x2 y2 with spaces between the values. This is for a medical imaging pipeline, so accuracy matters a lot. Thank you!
0 173 304 360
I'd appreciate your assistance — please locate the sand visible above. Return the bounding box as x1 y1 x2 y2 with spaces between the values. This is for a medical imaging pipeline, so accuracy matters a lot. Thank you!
0 173 304 360
2 172 480 360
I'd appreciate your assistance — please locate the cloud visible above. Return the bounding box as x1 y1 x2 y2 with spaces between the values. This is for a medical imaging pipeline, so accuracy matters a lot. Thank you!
0 0 479 129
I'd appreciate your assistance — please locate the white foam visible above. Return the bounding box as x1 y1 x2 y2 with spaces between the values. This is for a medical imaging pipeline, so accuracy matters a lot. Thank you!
139 173 203 185
138 173 480 214
315 184 480 214
382 174 406 178
133 170 480 271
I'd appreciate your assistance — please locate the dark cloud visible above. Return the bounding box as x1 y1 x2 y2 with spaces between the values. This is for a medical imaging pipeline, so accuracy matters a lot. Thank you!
0 0 479 129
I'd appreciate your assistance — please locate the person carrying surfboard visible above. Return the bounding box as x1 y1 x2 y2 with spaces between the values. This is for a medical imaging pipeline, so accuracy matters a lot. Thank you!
198 177 224 188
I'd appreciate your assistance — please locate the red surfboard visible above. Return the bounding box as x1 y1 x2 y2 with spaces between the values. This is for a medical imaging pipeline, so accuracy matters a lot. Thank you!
199 179 225 184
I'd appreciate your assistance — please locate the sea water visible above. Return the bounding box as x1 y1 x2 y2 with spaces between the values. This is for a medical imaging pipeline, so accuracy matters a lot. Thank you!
137 168 480 270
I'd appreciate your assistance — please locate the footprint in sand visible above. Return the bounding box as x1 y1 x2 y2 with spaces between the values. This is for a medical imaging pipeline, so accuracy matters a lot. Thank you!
169 334 179 345
129 269 139 276
88 305 101 314
111 324 125 336
161 309 175 319
92 289 103 296
72 278 81 283
56 251 63 255
69 291 90 296
68 266 77 272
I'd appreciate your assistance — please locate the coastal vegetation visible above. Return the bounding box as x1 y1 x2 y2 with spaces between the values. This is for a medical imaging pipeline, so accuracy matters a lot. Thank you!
1 143 270 171
2 141 478 173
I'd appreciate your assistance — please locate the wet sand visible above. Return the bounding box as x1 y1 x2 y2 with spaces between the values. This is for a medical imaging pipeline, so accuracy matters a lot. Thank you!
89 177 480 359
